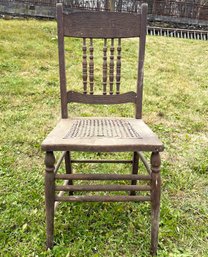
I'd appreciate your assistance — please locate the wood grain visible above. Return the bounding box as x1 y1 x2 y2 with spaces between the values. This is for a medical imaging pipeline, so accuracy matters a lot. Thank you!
41 117 164 152
67 90 137 104
136 3 148 119
116 38 121 94
109 38 114 94
71 159 132 163
103 38 108 95
89 38 94 94
150 152 161 256
55 184 151 192
63 12 141 38
57 3 68 118
82 38 87 94
55 173 151 181
55 195 151 202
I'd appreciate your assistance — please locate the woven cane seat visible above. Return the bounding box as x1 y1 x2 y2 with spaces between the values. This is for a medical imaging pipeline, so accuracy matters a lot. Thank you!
42 118 163 152
64 119 142 139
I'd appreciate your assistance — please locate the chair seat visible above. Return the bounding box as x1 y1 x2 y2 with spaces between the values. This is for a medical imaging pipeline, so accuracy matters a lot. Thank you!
42 117 164 152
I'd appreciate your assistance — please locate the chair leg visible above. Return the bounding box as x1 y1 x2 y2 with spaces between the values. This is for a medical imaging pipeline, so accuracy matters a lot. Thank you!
65 151 73 195
45 151 55 249
130 152 139 195
150 152 161 256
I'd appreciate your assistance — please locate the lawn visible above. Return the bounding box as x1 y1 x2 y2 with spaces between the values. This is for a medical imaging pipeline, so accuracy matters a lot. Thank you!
0 19 208 257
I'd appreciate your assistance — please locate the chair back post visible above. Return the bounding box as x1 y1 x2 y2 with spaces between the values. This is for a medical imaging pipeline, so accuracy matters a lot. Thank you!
57 3 68 119
136 3 148 119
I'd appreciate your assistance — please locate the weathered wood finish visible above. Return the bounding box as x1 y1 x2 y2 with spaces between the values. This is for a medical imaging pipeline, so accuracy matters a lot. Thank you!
45 151 55 249
54 151 66 174
42 4 163 255
67 91 137 104
109 38 114 95
116 38 121 94
150 152 161 256
136 3 148 119
63 12 141 38
55 173 151 181
130 152 139 195
71 159 132 164
57 3 68 118
55 195 151 202
55 184 151 192
89 38 94 94
42 118 164 152
64 151 73 195
82 38 87 94
57 3 148 114
137 151 151 174
103 38 108 95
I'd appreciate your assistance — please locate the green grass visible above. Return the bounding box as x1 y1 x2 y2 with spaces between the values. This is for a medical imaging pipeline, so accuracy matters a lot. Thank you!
0 19 208 257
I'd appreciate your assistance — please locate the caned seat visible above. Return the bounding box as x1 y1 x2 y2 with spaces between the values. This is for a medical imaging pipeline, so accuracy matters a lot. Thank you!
42 3 164 256
42 118 164 152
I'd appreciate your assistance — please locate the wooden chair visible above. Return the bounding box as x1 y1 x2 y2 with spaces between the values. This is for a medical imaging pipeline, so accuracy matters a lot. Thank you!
41 3 164 256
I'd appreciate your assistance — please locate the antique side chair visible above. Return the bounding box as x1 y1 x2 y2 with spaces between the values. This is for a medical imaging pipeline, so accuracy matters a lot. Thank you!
41 3 164 256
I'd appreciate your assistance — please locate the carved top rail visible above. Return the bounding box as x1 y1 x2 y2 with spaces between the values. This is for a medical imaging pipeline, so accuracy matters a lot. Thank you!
63 12 141 38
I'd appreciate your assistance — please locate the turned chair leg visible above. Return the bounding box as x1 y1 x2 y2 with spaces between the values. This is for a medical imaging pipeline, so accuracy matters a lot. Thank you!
150 151 161 256
65 151 73 195
45 151 55 249
130 152 139 195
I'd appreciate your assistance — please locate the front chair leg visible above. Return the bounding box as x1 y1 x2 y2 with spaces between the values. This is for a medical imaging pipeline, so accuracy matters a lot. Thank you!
45 151 55 249
150 151 161 256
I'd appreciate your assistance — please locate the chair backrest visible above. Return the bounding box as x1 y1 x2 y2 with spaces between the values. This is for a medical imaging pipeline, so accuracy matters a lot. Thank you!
57 3 147 119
